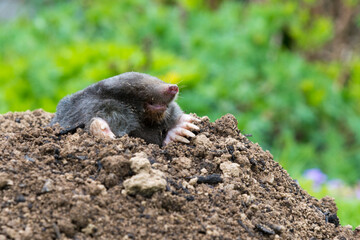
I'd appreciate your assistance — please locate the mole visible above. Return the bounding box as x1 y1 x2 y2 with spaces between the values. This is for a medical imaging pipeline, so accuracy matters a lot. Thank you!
50 72 199 146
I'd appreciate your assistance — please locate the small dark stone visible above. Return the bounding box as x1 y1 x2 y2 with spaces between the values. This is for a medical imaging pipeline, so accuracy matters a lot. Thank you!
138 205 145 213
198 226 206 234
15 118 21 123
227 145 235 155
249 158 257 166
227 145 236 161
149 157 156 164
127 233 135 239
185 195 195 201
54 148 60 155
167 179 190 194
197 174 223 185
326 213 340 227
139 214 151 219
96 160 103 172
15 194 26 203
168 179 181 190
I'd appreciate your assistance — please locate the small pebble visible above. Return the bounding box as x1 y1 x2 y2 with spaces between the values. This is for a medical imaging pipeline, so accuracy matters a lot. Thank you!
41 179 54 193
15 194 26 203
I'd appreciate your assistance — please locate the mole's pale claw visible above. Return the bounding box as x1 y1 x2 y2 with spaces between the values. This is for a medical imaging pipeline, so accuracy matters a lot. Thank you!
163 113 200 145
163 127 190 145
180 114 200 123
182 122 200 131
90 117 116 140
163 129 181 145
180 128 196 138
190 116 201 122
174 135 190 143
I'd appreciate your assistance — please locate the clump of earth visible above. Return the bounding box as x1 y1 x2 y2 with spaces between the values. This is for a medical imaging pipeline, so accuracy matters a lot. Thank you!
0 110 358 239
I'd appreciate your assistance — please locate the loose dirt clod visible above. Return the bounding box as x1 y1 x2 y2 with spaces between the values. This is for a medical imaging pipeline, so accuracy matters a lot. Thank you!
0 110 358 239
220 161 241 178
123 152 167 197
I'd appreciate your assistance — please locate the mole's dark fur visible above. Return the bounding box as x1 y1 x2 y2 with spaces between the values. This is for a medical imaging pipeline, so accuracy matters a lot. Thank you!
51 72 183 145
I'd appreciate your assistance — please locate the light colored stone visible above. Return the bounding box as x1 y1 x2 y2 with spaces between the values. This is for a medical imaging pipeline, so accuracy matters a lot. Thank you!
41 179 54 193
123 171 166 197
182 180 194 190
129 152 150 173
124 154 166 197
189 178 198 185
220 161 241 178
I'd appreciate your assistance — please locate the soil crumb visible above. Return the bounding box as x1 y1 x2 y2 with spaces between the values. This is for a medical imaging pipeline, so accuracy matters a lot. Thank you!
0 110 358 239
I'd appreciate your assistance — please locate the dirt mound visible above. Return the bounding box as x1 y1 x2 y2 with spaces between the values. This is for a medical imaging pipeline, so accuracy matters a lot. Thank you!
0 110 358 239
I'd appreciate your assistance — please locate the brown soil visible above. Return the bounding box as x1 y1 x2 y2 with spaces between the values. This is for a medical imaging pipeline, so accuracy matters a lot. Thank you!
0 110 358 239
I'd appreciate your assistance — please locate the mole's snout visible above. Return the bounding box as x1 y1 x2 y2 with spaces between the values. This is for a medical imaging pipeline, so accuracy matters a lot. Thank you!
166 85 179 96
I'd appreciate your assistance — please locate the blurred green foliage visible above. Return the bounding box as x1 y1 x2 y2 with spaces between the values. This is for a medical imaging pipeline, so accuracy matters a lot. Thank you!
1 0 360 225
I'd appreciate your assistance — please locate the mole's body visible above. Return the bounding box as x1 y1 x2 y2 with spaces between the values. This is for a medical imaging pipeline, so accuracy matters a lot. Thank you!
51 72 199 145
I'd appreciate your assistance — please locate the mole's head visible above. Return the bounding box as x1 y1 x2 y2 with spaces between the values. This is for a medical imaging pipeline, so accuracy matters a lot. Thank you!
100 72 179 123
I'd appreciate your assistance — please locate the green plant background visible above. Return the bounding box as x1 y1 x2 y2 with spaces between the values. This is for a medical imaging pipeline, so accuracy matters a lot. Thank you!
1 0 360 227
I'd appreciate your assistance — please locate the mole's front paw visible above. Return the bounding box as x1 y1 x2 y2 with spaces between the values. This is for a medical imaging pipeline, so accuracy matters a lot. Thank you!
163 114 200 145
90 117 116 140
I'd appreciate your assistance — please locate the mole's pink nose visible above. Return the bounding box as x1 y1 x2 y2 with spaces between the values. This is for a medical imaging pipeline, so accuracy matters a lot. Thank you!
167 85 179 96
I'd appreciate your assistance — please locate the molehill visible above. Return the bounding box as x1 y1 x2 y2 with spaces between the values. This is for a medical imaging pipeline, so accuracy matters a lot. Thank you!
0 110 358 239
